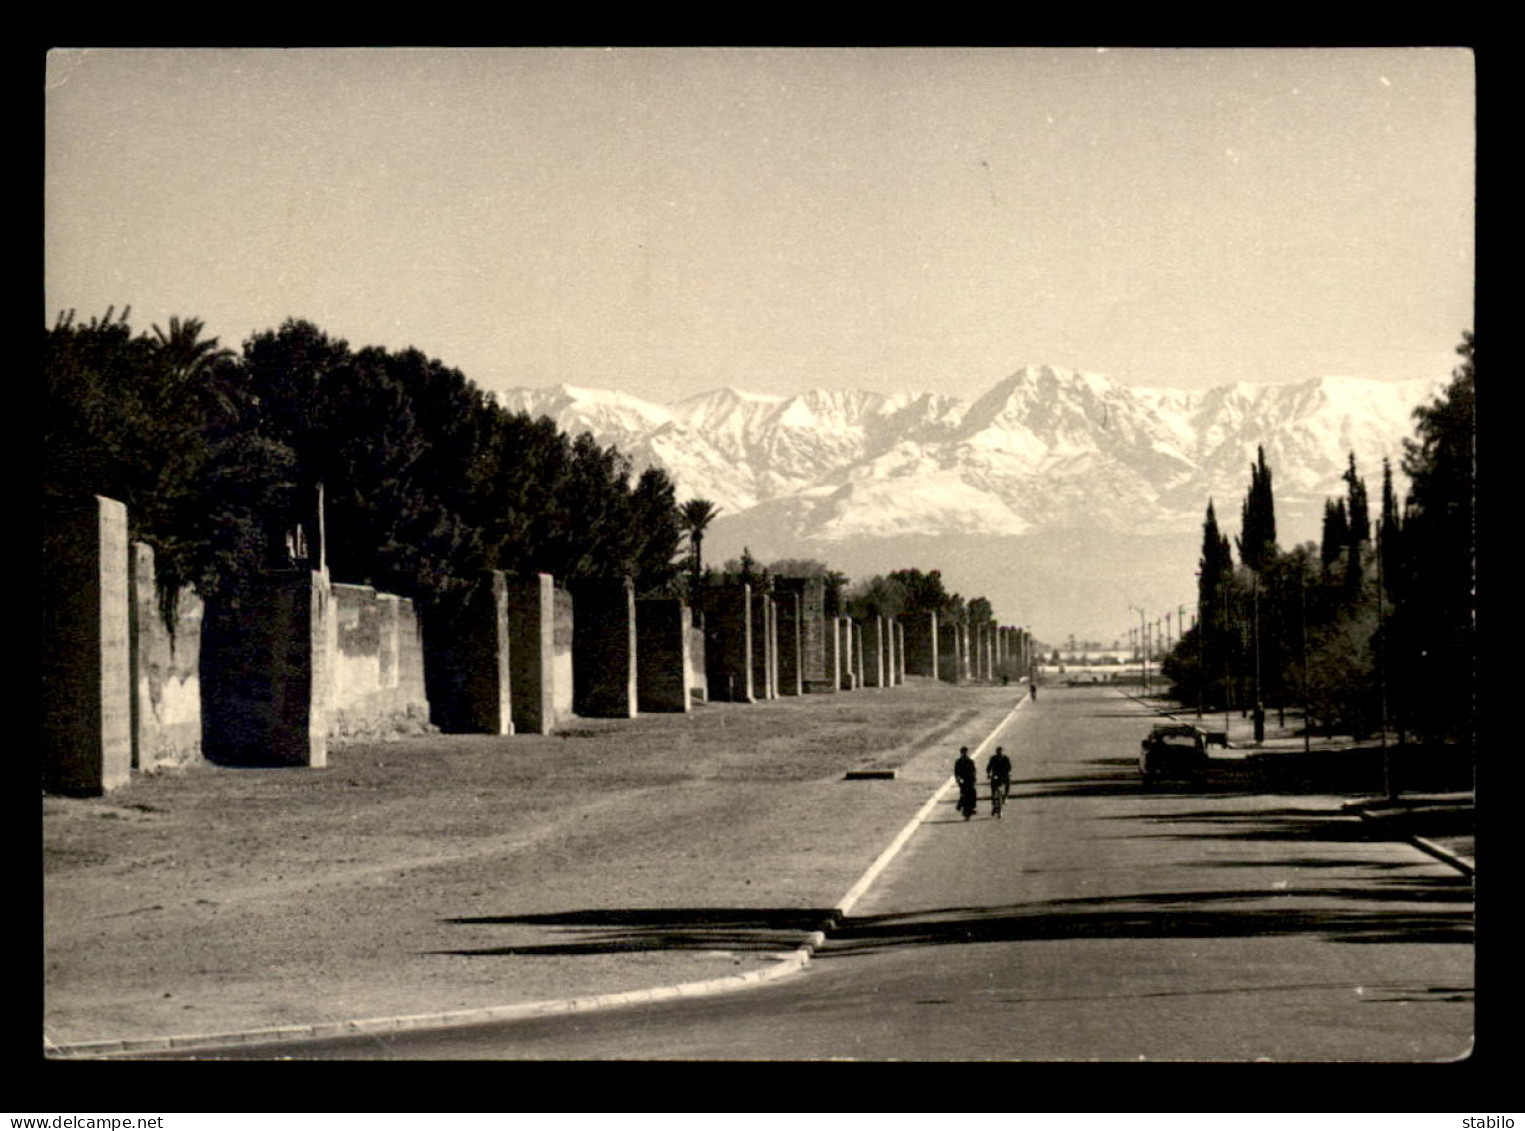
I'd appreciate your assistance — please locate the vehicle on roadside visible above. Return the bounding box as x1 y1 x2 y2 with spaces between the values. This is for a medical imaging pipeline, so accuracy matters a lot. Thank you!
1139 723 1209 789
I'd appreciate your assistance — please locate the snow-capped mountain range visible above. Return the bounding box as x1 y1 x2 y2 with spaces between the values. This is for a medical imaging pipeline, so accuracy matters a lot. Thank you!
494 366 1447 641
496 366 1444 543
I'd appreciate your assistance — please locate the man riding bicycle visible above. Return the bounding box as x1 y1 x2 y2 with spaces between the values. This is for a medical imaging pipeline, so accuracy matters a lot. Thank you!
986 745 1012 818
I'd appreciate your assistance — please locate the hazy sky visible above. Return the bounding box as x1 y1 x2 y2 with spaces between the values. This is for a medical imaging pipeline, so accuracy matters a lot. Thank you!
46 46 1474 406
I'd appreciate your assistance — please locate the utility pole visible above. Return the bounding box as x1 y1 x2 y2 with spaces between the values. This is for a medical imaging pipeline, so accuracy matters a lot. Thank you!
1378 528 1395 800
1193 598 1203 719
1131 605 1148 697
1252 571 1264 744
1299 571 1311 754
1220 586 1233 738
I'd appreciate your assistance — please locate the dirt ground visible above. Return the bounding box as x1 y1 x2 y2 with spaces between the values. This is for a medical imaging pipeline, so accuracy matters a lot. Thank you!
43 680 1026 1048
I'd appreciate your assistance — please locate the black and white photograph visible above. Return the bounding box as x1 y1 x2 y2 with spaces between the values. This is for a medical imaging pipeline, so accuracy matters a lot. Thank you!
42 46 1476 1066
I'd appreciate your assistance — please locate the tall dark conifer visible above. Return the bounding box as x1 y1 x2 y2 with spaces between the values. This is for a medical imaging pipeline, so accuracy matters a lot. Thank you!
1341 453 1371 596
1320 499 1350 577
1197 499 1237 708
1237 446 1277 572
1379 458 1404 604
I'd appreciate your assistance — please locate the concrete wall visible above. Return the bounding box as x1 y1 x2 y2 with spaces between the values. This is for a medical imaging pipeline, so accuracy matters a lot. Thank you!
765 598 779 698
44 497 133 794
686 612 708 703
777 577 831 692
636 597 691 712
774 587 803 696
749 593 771 700
573 579 637 719
130 541 202 771
852 621 866 690
820 608 840 694
553 586 575 719
835 618 848 690
395 597 428 716
702 583 753 702
328 583 431 739
46 496 435 789
422 571 513 736
330 584 381 736
862 617 887 689
507 573 558 734
202 568 335 764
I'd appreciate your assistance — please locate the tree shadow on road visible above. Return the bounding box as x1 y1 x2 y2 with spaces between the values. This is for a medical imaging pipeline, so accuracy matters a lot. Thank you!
818 879 1474 957
429 906 838 958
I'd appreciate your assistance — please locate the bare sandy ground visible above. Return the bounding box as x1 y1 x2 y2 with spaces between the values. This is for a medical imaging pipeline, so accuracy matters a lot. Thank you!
43 679 1027 1048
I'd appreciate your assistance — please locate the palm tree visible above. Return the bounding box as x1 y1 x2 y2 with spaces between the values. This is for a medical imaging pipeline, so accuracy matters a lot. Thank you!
149 316 239 425
679 498 720 595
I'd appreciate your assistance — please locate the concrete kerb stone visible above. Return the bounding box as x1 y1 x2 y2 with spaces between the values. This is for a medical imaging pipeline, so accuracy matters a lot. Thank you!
1407 835 1475 877
1342 801 1476 878
47 694 1032 1060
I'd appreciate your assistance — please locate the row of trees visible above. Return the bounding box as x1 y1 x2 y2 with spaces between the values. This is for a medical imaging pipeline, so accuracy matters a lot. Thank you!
45 312 690 615
706 552 1008 637
45 309 1018 636
1161 333 1475 746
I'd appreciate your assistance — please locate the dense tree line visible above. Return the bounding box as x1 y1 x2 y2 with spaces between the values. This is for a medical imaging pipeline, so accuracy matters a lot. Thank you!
1162 334 1475 748
45 312 686 616
46 308 1024 642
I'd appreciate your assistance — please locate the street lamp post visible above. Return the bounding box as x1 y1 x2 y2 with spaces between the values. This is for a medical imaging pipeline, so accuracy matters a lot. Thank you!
1130 605 1149 698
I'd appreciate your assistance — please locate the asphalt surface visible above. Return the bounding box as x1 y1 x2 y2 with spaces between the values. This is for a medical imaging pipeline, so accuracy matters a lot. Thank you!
106 686 1474 1062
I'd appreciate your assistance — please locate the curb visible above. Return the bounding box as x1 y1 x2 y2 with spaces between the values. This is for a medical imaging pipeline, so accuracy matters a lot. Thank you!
1408 835 1475 877
47 695 1031 1059
1345 805 1475 878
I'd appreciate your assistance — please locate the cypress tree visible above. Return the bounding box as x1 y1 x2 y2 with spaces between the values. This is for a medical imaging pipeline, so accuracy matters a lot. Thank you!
1237 446 1278 572
1342 453 1371 595
1379 458 1404 605
1320 499 1350 577
1196 500 1238 708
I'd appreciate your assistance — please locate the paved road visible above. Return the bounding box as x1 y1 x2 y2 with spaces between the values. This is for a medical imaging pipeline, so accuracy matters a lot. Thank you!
191 687 1474 1061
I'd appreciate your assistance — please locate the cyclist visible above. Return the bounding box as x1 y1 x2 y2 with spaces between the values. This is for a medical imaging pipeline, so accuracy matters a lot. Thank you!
986 745 1012 818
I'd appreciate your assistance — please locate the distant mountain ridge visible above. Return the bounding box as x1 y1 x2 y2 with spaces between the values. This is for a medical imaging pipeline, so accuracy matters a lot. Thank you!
495 366 1444 543
494 366 1445 640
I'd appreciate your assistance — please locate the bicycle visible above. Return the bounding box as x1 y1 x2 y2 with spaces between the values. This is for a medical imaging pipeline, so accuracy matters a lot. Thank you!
989 776 1009 819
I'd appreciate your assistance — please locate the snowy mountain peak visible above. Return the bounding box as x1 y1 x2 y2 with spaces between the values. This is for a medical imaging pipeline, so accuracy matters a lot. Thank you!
495 367 1447 548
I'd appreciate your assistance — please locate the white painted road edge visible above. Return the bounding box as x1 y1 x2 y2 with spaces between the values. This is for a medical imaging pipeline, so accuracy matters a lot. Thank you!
48 694 1032 1059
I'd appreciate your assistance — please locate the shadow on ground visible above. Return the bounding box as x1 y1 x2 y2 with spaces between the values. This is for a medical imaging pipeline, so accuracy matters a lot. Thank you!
429 841 1471 959
428 877 1471 959
431 907 837 957
819 879 1474 955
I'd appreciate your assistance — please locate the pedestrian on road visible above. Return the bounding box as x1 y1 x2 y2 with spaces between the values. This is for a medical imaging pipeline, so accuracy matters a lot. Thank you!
954 746 978 819
1030 681 1038 701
